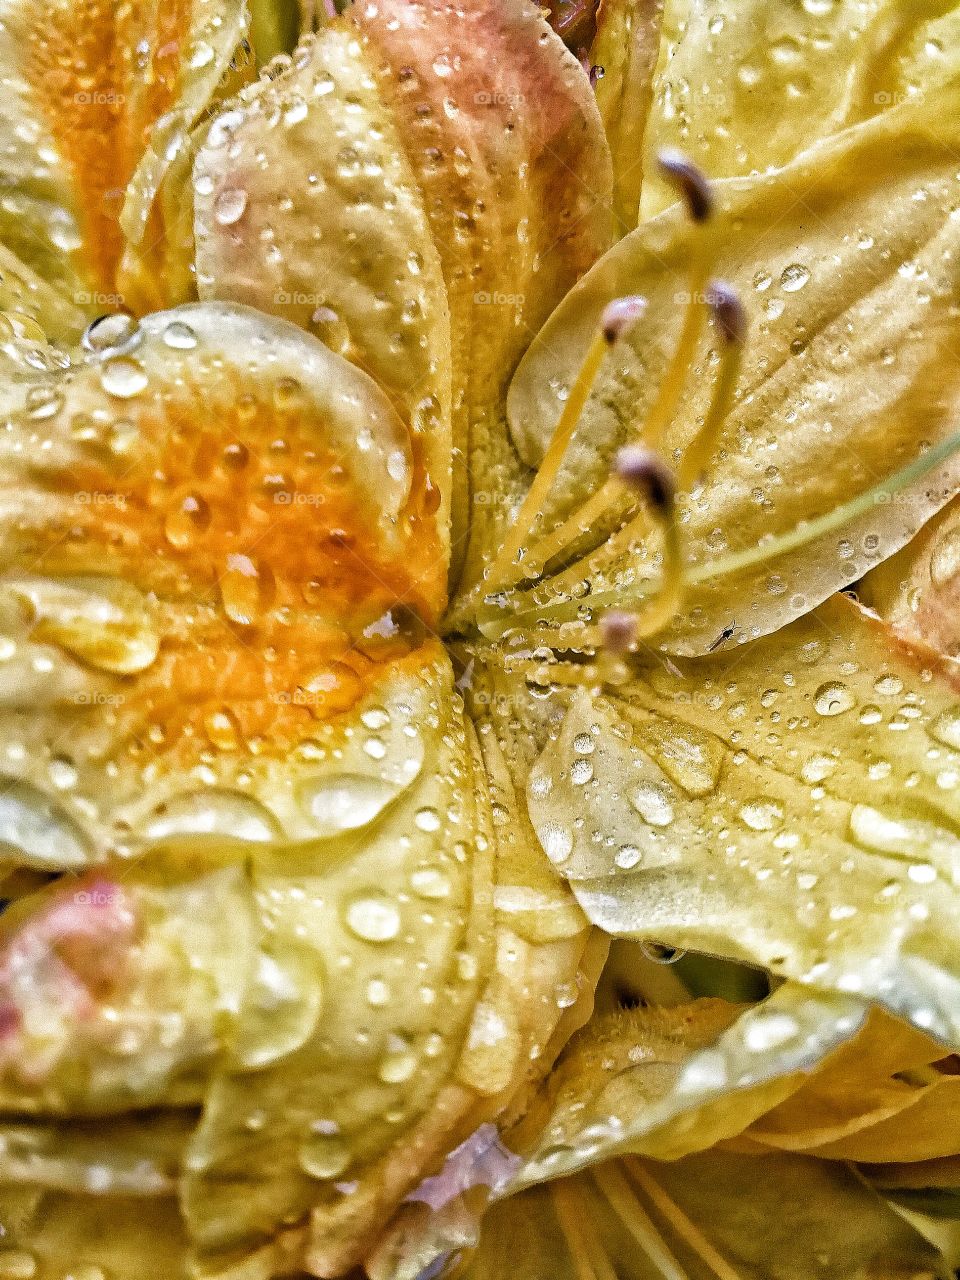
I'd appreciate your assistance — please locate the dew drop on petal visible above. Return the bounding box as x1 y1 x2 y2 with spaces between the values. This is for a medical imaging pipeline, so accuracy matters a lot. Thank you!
814 681 854 716
343 892 401 942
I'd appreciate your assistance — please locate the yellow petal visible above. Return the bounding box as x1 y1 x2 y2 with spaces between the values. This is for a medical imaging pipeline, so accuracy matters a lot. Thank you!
522 594 960 1044
0 0 248 312
496 92 960 653
860 499 960 659
197 0 614 589
589 0 665 232
193 21 454 561
639 0 960 219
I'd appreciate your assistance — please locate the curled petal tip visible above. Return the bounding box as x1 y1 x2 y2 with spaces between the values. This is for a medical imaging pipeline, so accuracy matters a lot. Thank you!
613 445 676 513
707 280 747 344
657 148 714 223
601 295 647 343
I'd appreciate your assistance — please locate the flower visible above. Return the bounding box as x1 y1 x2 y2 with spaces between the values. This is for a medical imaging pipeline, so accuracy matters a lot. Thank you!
1 0 960 1276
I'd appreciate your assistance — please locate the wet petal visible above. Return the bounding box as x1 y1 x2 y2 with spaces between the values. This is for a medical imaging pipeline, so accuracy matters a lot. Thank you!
860 498 960 658
0 0 248 313
589 0 665 232
639 0 960 219
498 95 960 653
197 0 613 588
0 303 448 862
521 594 960 1045
193 22 454 557
450 1150 944 1280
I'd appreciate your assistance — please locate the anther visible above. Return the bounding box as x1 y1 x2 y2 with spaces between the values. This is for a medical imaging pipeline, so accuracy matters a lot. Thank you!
657 148 714 224
602 295 647 344
600 609 639 654
707 280 747 346
678 280 747 492
614 446 676 515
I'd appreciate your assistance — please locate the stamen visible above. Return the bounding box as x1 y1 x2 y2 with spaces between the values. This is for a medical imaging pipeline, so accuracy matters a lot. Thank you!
593 1164 691 1280
658 149 714 224
600 609 639 654
552 1180 619 1280
615 446 675 513
481 297 646 596
677 281 746 492
624 1160 745 1280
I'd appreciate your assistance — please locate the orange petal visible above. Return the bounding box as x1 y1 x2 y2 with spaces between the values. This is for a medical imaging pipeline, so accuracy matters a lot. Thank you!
0 0 248 311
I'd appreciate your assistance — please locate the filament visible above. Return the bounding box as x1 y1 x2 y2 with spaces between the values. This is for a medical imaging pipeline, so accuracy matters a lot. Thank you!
625 1159 745 1280
482 330 609 595
491 154 719 594
592 1163 691 1280
552 1180 620 1280
677 282 746 493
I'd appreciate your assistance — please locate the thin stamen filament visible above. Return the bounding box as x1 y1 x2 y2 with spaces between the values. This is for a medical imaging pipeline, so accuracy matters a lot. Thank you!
552 1180 620 1280
480 427 960 640
624 1159 745 1280
502 247 718 589
642 242 712 453
482 332 608 593
592 1164 691 1280
689 427 960 587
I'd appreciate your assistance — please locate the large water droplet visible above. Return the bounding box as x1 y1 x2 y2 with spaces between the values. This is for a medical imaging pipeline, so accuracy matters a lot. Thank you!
299 1122 350 1179
780 263 810 293
232 948 323 1069
630 780 674 827
297 774 400 836
99 357 148 398
219 554 264 626
13 576 159 675
214 188 248 225
344 891 401 942
814 681 854 716
930 527 960 588
0 780 89 868
143 790 281 844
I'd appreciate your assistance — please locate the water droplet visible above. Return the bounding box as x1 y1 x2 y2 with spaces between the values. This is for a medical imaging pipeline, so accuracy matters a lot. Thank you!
540 819 573 864
162 321 198 350
24 385 63 420
931 708 960 750
298 774 401 836
780 263 810 293
739 798 784 832
814 681 854 716
300 1124 350 1179
414 806 441 832
802 753 836 784
630 780 674 827
204 707 242 752
410 866 451 899
344 891 400 942
0 780 89 868
82 312 138 354
99 357 147 398
213 187 249 226
930 527 960 587
143 790 280 843
379 1034 417 1083
165 492 210 548
232 947 323 1068
14 576 159 674
219 553 263 626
